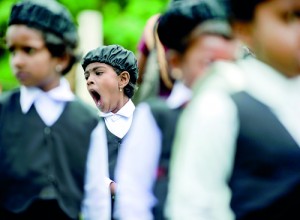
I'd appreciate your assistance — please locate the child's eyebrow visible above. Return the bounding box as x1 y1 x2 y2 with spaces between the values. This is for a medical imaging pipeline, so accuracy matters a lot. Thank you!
84 66 105 74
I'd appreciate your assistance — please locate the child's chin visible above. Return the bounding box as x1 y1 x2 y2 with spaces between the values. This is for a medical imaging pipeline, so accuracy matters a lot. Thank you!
97 105 106 113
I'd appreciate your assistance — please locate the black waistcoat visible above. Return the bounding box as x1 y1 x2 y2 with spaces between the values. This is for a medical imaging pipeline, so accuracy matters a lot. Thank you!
105 126 122 181
229 92 300 220
147 98 183 220
0 89 99 219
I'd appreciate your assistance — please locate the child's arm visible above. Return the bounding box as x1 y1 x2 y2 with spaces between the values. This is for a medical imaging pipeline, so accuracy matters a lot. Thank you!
81 121 111 220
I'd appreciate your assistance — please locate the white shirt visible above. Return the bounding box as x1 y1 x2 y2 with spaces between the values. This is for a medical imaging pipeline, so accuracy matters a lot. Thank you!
114 81 192 220
99 99 135 139
20 78 110 220
165 57 300 220
99 99 135 186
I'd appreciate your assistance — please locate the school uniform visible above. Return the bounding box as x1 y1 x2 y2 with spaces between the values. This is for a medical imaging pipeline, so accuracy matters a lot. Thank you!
0 78 110 220
114 81 191 220
166 56 300 220
100 99 135 220
100 99 135 182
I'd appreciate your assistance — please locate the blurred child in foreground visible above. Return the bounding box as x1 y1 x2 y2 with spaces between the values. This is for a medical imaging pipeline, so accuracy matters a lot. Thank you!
0 0 110 219
114 0 240 219
166 0 300 219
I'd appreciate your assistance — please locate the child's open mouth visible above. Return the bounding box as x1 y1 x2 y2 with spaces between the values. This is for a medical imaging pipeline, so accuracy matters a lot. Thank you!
89 89 101 107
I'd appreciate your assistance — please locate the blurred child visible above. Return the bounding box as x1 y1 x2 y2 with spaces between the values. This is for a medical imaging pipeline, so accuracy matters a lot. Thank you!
114 1 240 219
166 0 300 219
0 0 110 219
132 14 174 104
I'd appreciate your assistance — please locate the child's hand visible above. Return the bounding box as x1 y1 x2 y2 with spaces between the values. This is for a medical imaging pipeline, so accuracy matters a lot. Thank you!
110 181 116 196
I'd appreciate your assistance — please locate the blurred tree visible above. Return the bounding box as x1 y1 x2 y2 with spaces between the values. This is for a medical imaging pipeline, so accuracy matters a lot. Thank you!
0 0 169 91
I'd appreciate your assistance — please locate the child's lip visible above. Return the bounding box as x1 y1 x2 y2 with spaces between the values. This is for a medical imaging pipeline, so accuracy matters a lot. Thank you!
15 71 29 81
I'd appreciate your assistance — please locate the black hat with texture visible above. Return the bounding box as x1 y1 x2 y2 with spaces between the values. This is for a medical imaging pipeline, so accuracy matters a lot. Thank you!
157 0 228 52
8 0 78 48
81 44 138 80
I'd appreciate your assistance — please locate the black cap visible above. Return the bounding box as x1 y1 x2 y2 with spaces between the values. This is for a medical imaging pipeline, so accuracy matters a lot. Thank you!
8 0 78 48
157 0 228 52
81 44 138 80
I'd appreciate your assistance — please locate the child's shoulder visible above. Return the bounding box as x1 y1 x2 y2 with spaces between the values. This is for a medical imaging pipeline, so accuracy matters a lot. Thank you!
70 97 99 117
0 88 20 104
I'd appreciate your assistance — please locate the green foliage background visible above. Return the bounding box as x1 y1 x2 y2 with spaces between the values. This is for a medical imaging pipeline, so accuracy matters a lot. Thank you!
0 0 169 91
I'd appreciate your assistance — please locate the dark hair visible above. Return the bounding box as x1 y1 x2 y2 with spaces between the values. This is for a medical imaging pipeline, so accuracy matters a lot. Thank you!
42 31 80 75
229 0 266 21
113 67 137 98
157 0 227 53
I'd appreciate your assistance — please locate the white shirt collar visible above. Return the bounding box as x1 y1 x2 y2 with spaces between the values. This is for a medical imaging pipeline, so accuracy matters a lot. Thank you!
20 77 75 113
166 81 192 109
100 99 135 138
238 57 300 110
99 99 135 119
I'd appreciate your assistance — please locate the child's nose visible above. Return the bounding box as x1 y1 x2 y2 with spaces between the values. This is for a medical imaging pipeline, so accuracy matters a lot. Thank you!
11 51 25 68
86 74 95 85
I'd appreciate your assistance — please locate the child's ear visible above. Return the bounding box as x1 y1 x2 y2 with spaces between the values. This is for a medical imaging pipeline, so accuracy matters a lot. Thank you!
166 49 181 70
231 21 254 51
118 71 130 89
166 49 183 80
57 53 71 72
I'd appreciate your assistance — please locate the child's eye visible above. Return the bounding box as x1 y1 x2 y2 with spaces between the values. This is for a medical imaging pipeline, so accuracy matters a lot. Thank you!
7 46 15 55
294 11 300 19
23 47 36 55
95 71 103 76
284 10 300 22
84 73 89 80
